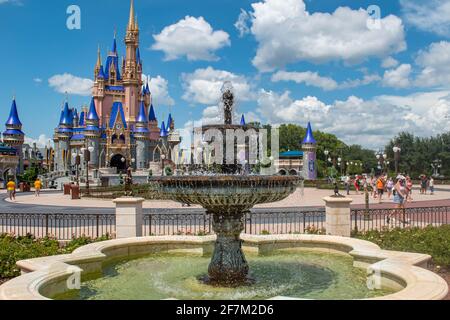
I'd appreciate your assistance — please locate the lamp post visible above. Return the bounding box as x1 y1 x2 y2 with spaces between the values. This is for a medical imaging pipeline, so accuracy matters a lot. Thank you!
375 151 388 173
81 146 94 195
393 146 401 175
431 159 442 177
72 152 81 185
161 154 166 176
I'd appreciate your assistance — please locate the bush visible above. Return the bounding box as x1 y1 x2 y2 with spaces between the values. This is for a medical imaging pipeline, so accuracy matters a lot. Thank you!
0 234 110 279
354 225 450 267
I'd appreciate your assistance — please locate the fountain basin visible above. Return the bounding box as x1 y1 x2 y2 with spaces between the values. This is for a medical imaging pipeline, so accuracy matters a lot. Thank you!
1 235 447 300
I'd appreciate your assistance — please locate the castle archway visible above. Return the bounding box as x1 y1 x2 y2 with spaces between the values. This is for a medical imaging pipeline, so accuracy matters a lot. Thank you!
110 154 126 174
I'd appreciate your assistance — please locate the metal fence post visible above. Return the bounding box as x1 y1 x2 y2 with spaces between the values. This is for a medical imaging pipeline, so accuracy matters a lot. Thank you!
45 214 49 237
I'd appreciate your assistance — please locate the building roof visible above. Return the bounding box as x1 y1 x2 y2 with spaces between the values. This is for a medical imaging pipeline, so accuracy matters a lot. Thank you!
71 134 85 140
3 129 24 136
136 101 148 123
86 98 99 121
167 114 173 130
79 111 85 126
5 99 22 127
104 55 121 81
149 104 157 122
280 150 304 158
60 102 73 126
240 114 246 126
109 102 127 129
97 65 106 79
302 122 316 145
105 85 124 92
160 121 168 137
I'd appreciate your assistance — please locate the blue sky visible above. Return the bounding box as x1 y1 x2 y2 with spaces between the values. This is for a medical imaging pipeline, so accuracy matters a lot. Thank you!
1 0 450 149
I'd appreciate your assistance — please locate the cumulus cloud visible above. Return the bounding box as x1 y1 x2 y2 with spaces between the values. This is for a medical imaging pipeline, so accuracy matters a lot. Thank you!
381 57 399 69
152 16 230 61
246 0 406 71
256 89 448 148
271 71 380 91
182 67 253 105
48 73 93 96
415 41 450 88
24 134 52 148
401 0 450 37
382 64 412 88
142 74 175 106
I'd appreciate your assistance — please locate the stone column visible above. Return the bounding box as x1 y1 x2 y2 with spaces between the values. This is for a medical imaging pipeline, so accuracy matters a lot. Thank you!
113 197 144 239
323 196 353 237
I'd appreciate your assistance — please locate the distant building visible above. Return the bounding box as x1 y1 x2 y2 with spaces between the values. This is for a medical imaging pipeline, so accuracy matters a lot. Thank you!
276 150 303 176
1 98 25 182
52 0 180 177
301 122 317 180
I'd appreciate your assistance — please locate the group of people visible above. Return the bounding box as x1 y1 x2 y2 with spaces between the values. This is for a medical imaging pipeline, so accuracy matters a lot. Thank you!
5 178 42 201
344 174 435 204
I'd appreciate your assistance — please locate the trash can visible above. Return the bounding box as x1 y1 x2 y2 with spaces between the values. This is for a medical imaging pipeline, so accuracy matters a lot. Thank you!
63 183 71 195
71 185 80 200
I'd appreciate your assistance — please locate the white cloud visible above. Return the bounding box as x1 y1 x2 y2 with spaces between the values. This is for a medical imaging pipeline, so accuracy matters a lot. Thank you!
182 67 253 105
33 78 43 83
271 71 338 91
381 57 399 69
247 0 406 71
235 9 251 37
256 89 450 148
24 134 52 148
48 73 93 96
415 41 450 88
142 74 175 106
382 64 412 88
401 0 450 37
271 71 380 90
152 16 230 61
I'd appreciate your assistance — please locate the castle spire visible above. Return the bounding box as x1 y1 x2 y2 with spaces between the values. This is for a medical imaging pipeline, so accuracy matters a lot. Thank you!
302 122 316 145
112 30 117 53
96 44 102 68
135 14 139 31
128 0 135 31
5 98 22 127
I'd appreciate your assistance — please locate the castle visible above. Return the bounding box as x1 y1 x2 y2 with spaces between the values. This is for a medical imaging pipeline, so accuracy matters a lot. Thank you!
53 0 181 176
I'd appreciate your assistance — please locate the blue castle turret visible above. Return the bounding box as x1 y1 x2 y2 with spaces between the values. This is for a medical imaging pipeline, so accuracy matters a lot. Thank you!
240 114 246 126
3 98 25 174
84 98 101 167
134 100 150 170
301 122 317 180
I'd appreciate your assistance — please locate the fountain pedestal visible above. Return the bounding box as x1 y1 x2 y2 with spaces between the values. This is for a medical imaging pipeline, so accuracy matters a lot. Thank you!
204 210 252 286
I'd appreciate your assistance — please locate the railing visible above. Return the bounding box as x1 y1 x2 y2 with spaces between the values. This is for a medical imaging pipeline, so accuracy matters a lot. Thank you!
351 206 450 233
0 210 326 239
2 206 448 240
0 213 115 240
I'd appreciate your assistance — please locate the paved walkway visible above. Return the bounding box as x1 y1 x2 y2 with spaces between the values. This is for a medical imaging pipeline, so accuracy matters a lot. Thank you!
2 185 449 214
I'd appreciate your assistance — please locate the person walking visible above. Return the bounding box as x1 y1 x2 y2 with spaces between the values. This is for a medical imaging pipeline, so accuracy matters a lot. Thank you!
354 176 361 194
429 177 435 195
345 175 351 195
406 176 413 202
387 176 408 225
420 175 428 195
34 178 42 197
6 178 16 201
376 176 385 204
386 177 394 199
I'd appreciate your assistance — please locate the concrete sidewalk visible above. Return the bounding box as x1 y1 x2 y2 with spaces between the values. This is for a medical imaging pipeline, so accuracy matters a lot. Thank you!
5 186 450 210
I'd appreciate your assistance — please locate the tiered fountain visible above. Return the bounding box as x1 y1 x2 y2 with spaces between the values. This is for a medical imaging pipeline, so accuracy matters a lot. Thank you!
149 83 301 286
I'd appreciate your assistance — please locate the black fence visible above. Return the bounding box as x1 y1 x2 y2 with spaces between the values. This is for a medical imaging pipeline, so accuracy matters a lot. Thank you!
142 210 326 236
1 206 448 240
0 213 115 240
351 206 450 233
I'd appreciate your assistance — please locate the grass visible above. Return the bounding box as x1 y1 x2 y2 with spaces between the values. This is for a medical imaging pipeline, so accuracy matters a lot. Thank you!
354 225 450 268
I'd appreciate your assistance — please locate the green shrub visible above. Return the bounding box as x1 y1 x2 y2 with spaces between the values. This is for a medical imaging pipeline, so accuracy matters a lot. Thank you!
354 225 450 267
0 234 110 279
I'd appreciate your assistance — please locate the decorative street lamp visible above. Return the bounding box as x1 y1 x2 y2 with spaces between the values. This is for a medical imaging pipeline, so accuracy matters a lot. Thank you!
393 145 401 175
431 159 442 177
71 152 81 185
161 154 166 176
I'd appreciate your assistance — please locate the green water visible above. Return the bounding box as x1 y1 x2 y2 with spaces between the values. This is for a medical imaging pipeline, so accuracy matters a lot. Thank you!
55 251 394 300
